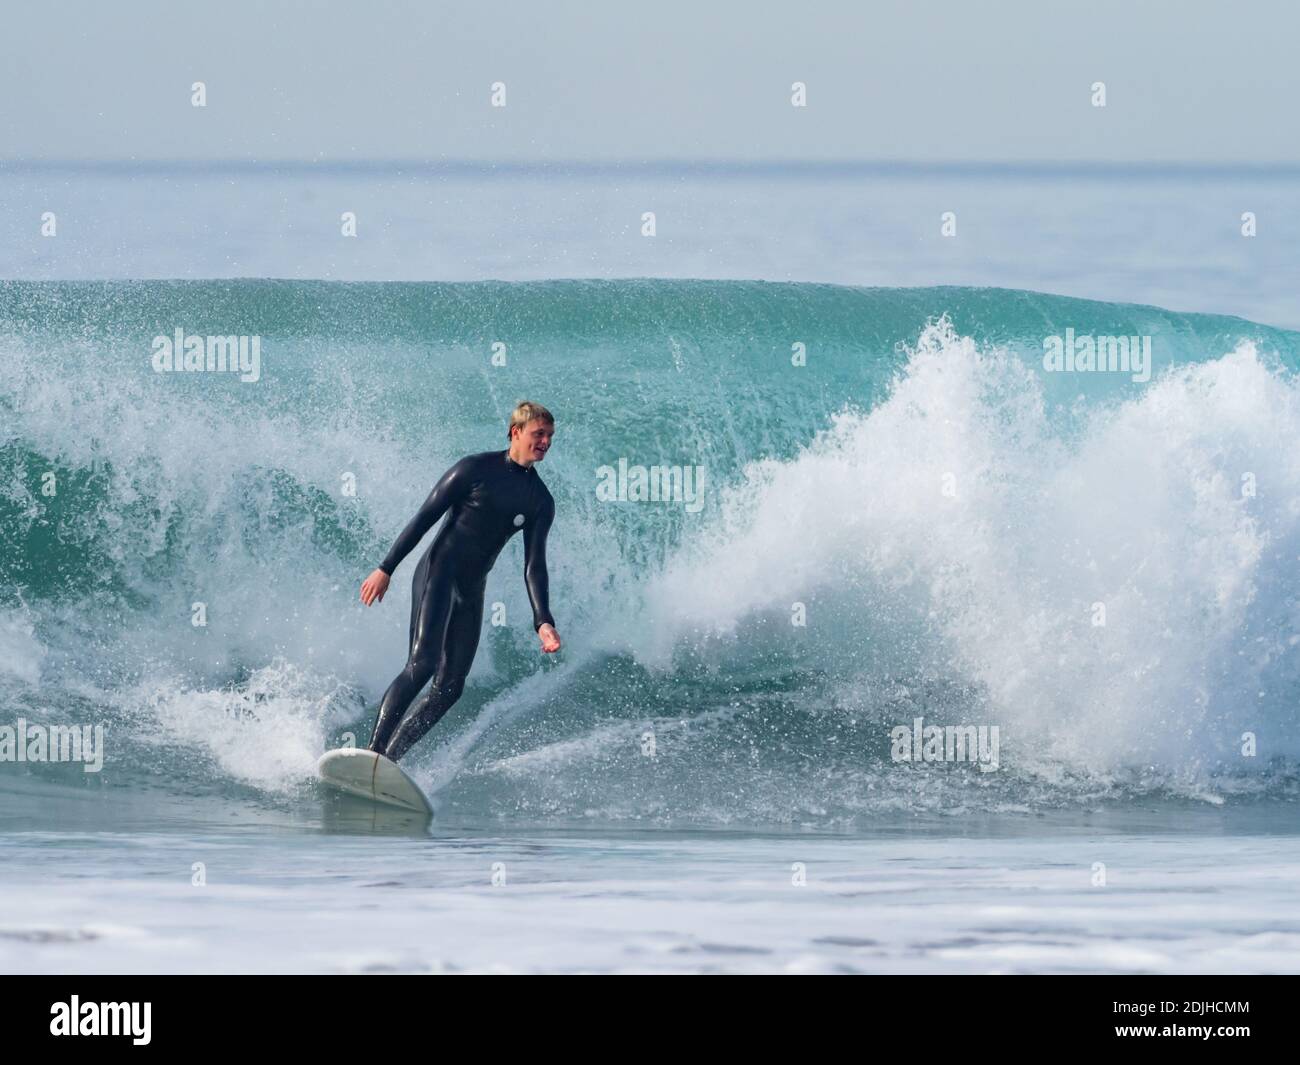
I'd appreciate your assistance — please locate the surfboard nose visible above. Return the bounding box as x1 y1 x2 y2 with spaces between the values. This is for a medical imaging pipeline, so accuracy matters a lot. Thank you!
317 747 433 816
315 746 377 769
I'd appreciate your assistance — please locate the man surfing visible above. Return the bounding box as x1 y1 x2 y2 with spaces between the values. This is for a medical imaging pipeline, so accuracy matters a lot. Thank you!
358 401 561 762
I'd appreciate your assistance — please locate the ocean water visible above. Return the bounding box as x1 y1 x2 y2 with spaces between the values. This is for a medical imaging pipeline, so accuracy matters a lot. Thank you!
2 165 1299 974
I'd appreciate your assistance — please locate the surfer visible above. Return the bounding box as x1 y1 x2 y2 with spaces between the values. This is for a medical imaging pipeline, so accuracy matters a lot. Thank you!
359 401 561 761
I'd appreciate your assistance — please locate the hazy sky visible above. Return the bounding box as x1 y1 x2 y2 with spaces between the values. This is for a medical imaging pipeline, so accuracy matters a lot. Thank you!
3 0 1297 164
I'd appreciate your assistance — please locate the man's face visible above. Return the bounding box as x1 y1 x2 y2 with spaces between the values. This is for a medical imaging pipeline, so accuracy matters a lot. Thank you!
516 419 553 462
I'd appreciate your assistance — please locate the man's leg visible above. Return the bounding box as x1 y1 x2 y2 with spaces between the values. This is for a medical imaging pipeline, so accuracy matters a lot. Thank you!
382 583 484 762
367 551 453 754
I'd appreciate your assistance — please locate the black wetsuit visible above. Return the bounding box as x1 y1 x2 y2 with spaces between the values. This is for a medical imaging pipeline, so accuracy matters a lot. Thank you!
368 449 555 761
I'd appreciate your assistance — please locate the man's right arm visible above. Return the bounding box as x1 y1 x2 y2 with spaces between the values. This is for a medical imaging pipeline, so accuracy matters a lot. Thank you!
377 458 471 576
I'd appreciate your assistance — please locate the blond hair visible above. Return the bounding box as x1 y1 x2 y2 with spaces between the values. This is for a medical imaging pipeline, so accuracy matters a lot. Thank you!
507 400 555 440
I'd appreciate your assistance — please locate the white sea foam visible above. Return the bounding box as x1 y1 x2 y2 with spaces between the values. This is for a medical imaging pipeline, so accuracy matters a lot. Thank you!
0 608 45 686
644 319 1300 775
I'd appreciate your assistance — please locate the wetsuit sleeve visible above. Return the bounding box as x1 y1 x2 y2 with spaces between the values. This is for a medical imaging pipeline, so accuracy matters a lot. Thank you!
523 492 556 631
377 459 471 576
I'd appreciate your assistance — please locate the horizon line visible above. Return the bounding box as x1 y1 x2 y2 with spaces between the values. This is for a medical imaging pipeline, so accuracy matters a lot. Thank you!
2 158 1299 178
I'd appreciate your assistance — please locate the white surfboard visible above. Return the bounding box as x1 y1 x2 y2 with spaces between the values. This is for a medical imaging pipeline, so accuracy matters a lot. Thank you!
317 747 434 815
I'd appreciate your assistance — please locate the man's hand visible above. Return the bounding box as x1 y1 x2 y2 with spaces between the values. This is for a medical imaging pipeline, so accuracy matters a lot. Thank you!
538 623 561 653
360 568 390 606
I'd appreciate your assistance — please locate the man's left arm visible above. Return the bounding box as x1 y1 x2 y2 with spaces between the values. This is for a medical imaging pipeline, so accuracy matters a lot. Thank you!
524 494 560 651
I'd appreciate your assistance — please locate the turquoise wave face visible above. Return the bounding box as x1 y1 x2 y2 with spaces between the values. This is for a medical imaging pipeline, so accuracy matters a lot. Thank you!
3 279 1299 823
